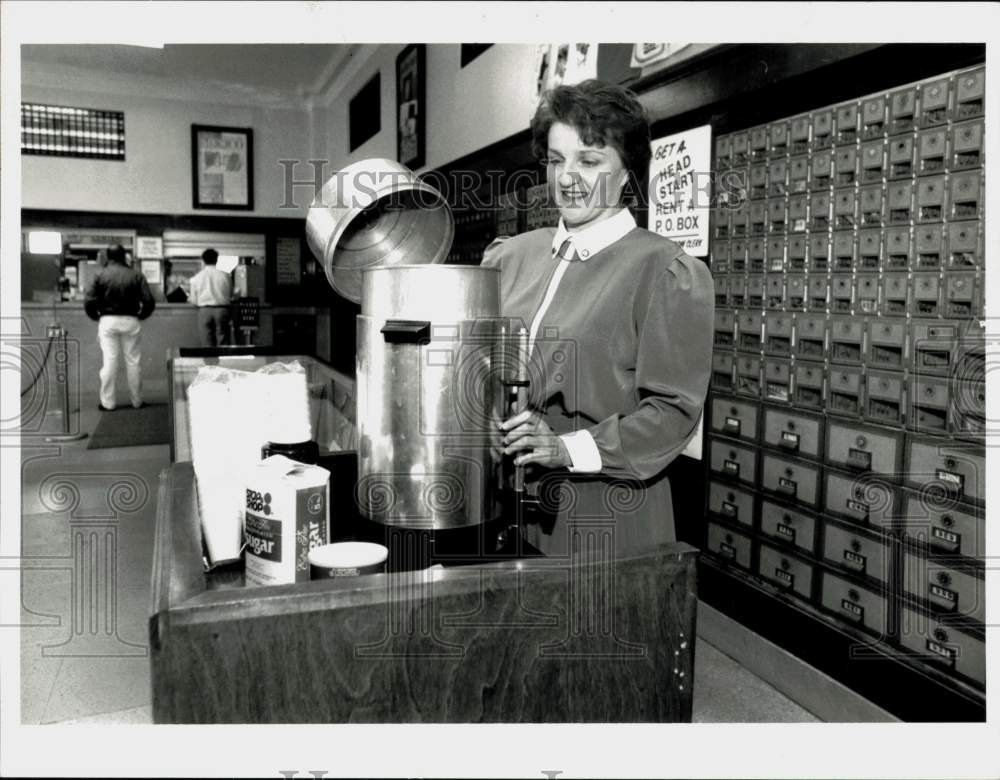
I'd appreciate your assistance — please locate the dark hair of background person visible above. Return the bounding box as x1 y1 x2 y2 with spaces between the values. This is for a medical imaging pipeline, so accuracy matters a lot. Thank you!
107 244 128 265
202 248 219 265
530 79 652 205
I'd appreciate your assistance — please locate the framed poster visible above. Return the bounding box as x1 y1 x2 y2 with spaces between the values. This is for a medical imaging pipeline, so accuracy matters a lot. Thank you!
191 124 254 210
396 43 425 170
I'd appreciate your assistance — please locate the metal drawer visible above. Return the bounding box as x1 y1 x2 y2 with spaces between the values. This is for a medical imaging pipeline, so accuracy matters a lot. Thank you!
825 420 903 474
898 607 985 687
903 552 984 625
759 499 816 553
758 544 813 599
706 522 753 570
905 439 984 504
899 490 983 559
761 454 820 507
709 438 757 486
763 407 823 459
820 572 889 636
709 396 760 441
823 470 896 529
821 520 891 584
707 481 755 527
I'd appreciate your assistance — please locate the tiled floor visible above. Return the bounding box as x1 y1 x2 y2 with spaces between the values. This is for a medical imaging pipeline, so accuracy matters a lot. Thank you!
18 406 818 724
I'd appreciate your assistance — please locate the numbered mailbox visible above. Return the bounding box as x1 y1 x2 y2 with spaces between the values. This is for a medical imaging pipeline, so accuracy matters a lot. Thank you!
865 369 906 426
917 126 948 175
729 273 748 308
807 274 829 312
945 272 977 319
812 109 834 149
794 313 826 360
887 180 914 224
916 175 946 222
826 418 903 475
911 273 942 318
953 66 984 120
914 223 944 269
714 273 731 308
834 144 858 186
714 208 731 240
788 234 808 270
950 170 982 220
827 366 864 417
809 192 832 232
709 395 760 441
951 120 983 170
748 237 766 272
737 311 763 352
903 553 984 625
712 239 732 271
763 358 792 403
909 374 950 433
858 228 883 270
901 490 984 560
860 138 886 183
706 522 753 570
821 572 889 636
749 201 768 236
906 437 984 505
898 607 985 687
767 158 788 197
731 131 749 166
765 274 785 310
810 149 833 190
763 312 793 356
835 102 860 144
884 226 912 270
709 437 758 486
794 362 825 410
866 317 907 369
833 188 858 230
856 274 879 315
714 309 736 348
861 95 888 139
919 76 951 127
911 320 958 376
763 407 823 459
767 198 786 234
749 163 768 199
747 275 765 309
708 480 756 527
830 274 855 314
736 354 762 398
730 237 748 271
769 120 789 157
749 125 769 162
948 221 982 268
822 519 891 584
889 86 918 135
824 470 897 529
762 453 820 506
760 499 816 553
859 185 884 228
952 375 986 439
730 201 749 240
888 135 915 180
758 544 813 600
880 272 909 316
715 134 733 169
788 194 808 233
789 114 810 155
788 155 809 193
786 274 806 311
711 352 736 392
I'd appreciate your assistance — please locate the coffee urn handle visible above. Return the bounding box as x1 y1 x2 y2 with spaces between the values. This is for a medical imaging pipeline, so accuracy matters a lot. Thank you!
381 319 431 344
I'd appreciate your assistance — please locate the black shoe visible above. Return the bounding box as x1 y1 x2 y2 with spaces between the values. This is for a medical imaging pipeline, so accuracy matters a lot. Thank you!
98 404 115 412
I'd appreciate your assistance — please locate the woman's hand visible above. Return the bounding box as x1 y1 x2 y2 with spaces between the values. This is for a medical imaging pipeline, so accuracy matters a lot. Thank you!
500 410 571 469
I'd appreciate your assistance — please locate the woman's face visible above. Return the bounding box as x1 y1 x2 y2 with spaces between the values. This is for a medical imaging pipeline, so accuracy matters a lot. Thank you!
546 121 628 230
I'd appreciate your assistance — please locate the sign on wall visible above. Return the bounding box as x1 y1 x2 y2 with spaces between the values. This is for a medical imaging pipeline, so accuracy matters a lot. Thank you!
647 124 712 257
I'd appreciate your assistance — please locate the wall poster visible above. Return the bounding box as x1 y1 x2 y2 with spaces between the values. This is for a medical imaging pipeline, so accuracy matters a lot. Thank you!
191 124 254 210
396 44 425 170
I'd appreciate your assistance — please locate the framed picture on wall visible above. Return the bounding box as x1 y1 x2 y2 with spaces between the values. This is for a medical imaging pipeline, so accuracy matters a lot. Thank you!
191 124 254 210
396 43 425 170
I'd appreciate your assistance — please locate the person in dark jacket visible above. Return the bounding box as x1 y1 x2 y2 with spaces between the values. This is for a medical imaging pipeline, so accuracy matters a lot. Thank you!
83 244 156 411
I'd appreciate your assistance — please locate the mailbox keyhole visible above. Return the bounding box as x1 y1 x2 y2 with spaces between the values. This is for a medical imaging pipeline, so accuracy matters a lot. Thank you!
780 559 790 570
850 540 862 552
945 458 957 469
934 628 949 643
785 468 794 477
937 572 952 586
787 421 796 431
848 589 860 601
942 515 954 528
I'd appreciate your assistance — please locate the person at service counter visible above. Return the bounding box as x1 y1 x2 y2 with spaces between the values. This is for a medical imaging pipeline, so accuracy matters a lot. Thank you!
482 79 714 556
189 248 234 346
84 244 156 411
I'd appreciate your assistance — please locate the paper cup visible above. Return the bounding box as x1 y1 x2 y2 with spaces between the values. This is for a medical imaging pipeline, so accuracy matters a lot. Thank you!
309 542 388 579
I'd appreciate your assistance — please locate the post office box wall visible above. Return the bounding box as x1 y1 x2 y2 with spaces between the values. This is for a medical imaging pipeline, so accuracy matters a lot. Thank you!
900 490 984 559
903 552 984 625
761 499 817 552
706 522 754 570
708 480 756 527
821 572 889 636
821 519 892 584
759 544 814 599
898 606 985 687
710 396 760 441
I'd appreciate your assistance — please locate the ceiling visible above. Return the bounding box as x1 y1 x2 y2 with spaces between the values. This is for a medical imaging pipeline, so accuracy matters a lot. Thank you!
21 44 357 100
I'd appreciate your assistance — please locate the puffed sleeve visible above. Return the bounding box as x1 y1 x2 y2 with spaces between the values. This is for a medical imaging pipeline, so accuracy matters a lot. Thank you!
587 253 715 480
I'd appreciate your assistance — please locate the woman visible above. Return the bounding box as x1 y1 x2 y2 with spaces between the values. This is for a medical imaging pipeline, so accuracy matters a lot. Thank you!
482 79 714 556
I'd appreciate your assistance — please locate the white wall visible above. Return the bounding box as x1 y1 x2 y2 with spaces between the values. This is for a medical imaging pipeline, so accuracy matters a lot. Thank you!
21 61 313 218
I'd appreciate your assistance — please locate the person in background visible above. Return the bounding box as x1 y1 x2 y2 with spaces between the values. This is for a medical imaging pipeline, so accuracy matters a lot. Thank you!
482 79 714 556
189 248 233 347
84 244 156 411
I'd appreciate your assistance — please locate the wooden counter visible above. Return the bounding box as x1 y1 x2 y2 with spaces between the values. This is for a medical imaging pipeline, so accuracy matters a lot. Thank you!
150 460 699 723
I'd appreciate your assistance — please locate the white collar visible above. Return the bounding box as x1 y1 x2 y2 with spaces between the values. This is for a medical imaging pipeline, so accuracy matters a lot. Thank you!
551 208 636 261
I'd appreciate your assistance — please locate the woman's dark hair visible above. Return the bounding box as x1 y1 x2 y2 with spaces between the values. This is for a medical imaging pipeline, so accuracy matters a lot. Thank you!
530 79 651 198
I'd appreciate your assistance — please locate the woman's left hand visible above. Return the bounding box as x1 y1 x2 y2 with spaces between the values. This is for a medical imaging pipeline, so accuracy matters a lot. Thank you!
500 410 571 469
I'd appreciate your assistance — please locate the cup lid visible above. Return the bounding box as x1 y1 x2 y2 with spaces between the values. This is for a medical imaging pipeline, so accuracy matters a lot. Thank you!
308 542 388 568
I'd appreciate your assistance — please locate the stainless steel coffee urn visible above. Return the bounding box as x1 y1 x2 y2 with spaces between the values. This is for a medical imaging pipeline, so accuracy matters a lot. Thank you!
306 159 504 530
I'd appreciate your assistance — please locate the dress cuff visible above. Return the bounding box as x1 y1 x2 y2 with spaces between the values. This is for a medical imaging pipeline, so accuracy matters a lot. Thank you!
561 430 603 474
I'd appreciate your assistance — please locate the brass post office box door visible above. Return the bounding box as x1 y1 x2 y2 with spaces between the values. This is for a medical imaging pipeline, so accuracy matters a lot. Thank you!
900 492 984 559
820 572 889 636
898 607 985 686
763 408 823 459
706 522 753 569
821 521 890 583
865 370 905 426
709 438 757 486
903 552 985 625
762 454 820 506
795 313 827 359
708 481 755 527
710 397 759 441
866 318 907 368
824 471 896 529
760 499 816 552
758 544 813 599
825 420 902 474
